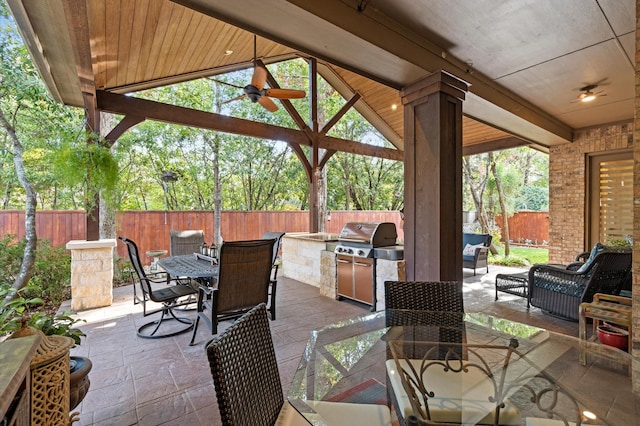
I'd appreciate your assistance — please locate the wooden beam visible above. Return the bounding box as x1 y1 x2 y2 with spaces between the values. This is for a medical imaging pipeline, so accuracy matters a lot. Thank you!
105 115 145 145
320 92 361 136
462 137 530 156
97 90 308 145
320 135 402 161
96 90 401 160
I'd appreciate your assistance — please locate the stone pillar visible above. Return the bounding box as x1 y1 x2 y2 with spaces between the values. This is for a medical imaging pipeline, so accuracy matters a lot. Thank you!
66 239 117 311
401 70 468 281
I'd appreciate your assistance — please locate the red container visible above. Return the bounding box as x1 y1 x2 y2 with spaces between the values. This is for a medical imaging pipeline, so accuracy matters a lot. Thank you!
596 325 628 351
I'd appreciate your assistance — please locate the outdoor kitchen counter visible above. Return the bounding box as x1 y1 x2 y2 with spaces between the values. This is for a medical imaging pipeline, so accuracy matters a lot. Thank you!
281 233 339 288
281 233 405 311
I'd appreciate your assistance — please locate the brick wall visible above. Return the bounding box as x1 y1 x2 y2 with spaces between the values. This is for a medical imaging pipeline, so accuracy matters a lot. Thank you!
548 123 633 264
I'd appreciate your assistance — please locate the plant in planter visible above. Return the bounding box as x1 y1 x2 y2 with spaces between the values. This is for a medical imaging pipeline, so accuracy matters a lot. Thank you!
28 310 93 411
1 282 92 411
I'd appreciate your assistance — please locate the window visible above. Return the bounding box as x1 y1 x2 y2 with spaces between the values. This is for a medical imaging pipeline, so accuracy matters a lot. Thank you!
589 152 632 246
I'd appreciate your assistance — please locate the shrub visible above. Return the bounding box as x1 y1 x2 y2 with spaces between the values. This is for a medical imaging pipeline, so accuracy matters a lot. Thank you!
24 239 72 308
0 235 72 314
489 254 530 267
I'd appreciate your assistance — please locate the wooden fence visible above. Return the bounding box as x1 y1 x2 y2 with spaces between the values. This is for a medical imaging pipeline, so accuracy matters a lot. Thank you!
495 211 549 245
0 210 403 264
1 209 548 262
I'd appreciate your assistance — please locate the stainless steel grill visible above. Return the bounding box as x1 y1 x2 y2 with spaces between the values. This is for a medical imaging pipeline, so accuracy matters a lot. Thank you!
334 222 397 258
334 222 397 310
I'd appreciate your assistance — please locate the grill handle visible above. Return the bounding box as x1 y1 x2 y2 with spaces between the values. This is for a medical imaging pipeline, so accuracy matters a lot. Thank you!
337 238 371 243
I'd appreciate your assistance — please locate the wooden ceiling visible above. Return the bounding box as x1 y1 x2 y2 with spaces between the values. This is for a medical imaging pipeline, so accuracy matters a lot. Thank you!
10 0 522 154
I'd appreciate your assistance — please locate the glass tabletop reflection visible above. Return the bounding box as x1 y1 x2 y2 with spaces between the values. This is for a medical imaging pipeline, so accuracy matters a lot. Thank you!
286 310 637 425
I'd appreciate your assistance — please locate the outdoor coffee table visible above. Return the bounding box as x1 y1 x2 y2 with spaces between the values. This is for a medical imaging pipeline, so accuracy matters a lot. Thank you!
494 271 529 301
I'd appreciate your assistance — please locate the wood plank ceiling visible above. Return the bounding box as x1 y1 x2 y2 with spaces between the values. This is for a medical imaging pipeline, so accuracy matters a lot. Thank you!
38 0 519 153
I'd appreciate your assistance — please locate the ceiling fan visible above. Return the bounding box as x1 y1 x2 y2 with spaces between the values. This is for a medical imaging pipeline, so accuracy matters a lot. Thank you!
571 84 606 103
220 35 306 112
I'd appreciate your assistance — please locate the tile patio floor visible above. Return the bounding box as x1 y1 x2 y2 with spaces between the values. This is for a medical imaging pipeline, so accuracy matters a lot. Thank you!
66 266 579 426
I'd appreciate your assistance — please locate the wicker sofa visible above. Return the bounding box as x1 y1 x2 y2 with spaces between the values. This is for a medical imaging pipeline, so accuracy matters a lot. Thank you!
527 250 631 321
462 233 492 276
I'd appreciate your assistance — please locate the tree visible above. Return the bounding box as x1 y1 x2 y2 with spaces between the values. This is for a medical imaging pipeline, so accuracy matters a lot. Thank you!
0 4 81 296
463 154 491 232
489 152 510 256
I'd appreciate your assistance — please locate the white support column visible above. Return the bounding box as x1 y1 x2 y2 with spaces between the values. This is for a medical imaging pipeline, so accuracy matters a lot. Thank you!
66 239 117 311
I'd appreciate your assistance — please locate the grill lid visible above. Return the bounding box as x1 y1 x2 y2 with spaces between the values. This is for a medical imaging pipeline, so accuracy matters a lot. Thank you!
338 222 397 247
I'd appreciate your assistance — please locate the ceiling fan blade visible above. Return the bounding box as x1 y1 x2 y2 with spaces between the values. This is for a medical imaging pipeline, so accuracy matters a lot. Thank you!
264 88 306 99
251 66 268 90
258 96 279 112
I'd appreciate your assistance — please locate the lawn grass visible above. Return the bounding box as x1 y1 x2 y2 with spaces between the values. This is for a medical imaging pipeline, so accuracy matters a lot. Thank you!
490 245 549 266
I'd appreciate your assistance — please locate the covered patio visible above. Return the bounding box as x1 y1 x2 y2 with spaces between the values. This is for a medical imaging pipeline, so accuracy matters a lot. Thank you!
67 267 580 426
4 1 640 422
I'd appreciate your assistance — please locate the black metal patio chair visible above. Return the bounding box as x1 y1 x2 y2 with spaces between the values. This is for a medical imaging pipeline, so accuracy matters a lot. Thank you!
119 236 197 338
189 239 274 345
261 231 285 320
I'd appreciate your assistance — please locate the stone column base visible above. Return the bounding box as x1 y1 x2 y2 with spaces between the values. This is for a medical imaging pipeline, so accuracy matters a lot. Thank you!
66 239 117 311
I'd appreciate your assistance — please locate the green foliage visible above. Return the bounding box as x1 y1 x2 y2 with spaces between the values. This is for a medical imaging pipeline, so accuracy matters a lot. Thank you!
0 235 71 309
23 239 72 307
0 234 25 284
27 310 85 346
515 186 549 211
52 139 119 210
0 7 86 211
0 282 43 336
0 236 83 344
605 237 632 250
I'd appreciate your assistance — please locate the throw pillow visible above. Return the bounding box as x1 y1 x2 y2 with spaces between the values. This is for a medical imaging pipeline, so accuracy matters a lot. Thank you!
462 243 475 256
577 242 605 273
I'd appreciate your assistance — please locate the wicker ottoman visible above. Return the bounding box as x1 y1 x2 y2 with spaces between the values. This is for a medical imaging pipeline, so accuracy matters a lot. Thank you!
495 271 529 301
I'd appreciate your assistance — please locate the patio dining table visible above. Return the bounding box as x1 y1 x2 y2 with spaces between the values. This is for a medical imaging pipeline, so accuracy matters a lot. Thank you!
281 310 637 425
157 254 219 283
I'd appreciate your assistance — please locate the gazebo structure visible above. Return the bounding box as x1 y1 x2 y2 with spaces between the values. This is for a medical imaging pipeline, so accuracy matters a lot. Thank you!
7 0 639 386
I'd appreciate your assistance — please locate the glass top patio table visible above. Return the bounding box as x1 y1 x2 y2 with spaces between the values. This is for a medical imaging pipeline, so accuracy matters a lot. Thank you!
286 310 637 425
157 254 219 279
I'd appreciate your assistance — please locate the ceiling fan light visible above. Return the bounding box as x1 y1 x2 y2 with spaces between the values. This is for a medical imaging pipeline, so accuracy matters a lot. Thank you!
581 94 596 102
224 50 233 56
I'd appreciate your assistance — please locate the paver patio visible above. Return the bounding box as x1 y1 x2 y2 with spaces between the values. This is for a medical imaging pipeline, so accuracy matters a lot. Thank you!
66 266 578 425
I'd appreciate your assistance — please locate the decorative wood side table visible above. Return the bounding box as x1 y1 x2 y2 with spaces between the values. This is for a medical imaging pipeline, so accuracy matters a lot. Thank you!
579 293 632 364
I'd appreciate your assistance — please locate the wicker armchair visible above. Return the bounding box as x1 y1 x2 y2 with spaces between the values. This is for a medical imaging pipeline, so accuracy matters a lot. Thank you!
384 281 465 327
462 233 492 276
119 236 197 338
384 281 466 426
206 303 283 426
528 250 631 321
207 303 391 426
384 281 466 354
189 239 274 345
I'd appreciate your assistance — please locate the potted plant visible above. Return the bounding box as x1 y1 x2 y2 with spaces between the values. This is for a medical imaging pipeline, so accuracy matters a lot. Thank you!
1 283 91 411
